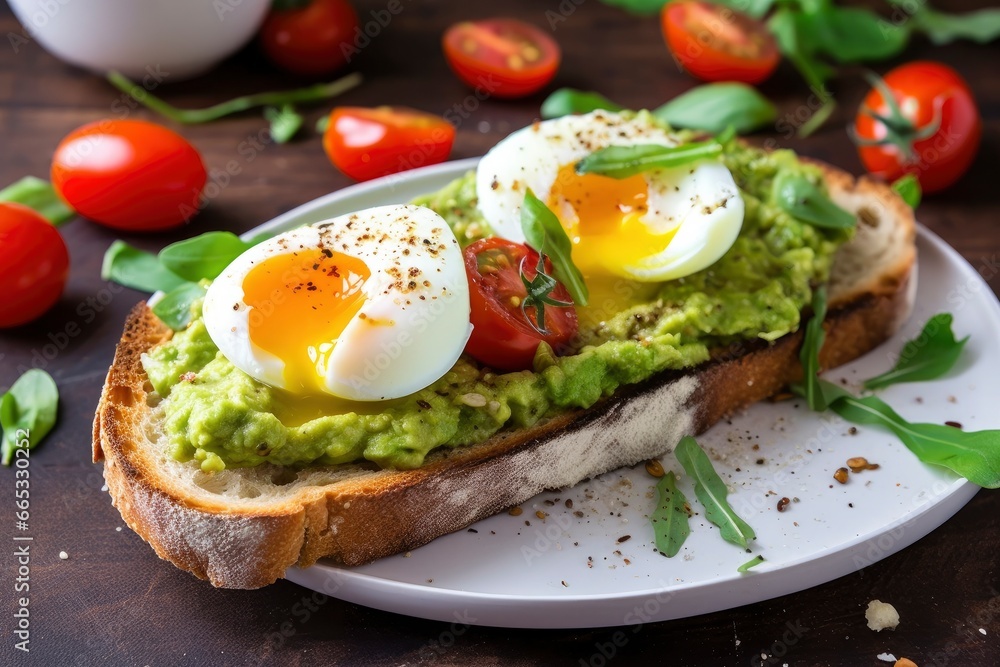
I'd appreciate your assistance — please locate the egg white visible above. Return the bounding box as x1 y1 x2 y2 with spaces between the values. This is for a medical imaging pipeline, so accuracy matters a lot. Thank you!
475 110 744 282
203 205 472 401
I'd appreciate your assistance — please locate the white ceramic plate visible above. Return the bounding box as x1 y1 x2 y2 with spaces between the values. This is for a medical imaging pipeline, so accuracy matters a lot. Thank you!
265 159 998 629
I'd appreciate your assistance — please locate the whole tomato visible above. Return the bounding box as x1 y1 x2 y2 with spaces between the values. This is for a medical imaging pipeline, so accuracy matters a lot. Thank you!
51 119 207 232
259 0 360 76
853 62 980 194
0 203 70 328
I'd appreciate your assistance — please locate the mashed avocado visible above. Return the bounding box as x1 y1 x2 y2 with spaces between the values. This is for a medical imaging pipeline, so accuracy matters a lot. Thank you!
143 138 848 472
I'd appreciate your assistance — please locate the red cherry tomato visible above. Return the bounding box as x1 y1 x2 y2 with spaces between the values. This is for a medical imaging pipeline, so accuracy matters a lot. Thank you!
443 19 561 99
259 0 359 76
853 61 981 194
322 106 456 182
51 120 206 232
463 238 578 372
662 1 779 85
0 203 70 328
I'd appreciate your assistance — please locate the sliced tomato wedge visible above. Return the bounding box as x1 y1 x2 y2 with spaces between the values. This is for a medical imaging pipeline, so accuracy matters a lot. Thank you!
322 106 456 182
443 19 561 98
662 1 779 85
463 238 578 371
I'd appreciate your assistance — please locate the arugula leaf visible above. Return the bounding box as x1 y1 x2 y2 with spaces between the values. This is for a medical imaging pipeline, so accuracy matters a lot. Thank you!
0 176 75 225
151 282 207 331
799 286 829 411
737 555 765 572
819 380 1000 489
265 104 304 144
891 174 922 209
520 191 589 306
651 471 691 558
574 138 724 179
773 171 856 230
653 83 777 135
540 88 625 120
102 240 189 293
910 7 1000 45
674 436 756 549
1 370 59 465
864 313 968 390
158 231 253 282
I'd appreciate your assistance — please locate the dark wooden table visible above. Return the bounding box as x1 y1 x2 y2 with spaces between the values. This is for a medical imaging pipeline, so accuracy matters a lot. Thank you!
2 1 999 665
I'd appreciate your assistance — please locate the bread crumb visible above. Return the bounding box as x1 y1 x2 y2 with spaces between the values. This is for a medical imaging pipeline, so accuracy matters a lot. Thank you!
895 659 918 667
877 653 896 663
979 628 987 635
115 527 122 532
59 551 68 560
866 600 900 631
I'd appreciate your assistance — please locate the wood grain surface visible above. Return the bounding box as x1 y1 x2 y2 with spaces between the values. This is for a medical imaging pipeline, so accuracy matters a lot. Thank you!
1 0 998 665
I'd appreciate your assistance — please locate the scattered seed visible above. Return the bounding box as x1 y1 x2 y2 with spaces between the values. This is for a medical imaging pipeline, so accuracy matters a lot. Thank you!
945 420 963 429
645 459 665 478
834 467 850 484
458 392 487 407
535 510 548 520
617 535 631 544
509 506 523 516
777 497 791 512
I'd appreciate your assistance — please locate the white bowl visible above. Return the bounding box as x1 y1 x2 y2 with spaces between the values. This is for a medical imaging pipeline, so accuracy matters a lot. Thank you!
9 0 271 80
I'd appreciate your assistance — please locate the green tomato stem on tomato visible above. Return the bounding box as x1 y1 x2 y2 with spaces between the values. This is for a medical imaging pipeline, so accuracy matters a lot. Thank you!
105 71 363 125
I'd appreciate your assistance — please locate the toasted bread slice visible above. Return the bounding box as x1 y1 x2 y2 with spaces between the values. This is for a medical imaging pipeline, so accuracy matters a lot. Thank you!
94 163 916 589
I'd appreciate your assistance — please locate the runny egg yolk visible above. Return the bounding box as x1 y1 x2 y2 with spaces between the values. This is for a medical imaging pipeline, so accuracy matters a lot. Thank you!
547 164 669 321
242 247 370 398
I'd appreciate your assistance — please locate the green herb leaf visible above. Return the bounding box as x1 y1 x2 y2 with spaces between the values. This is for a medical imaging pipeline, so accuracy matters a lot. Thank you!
102 240 188 293
265 104 304 144
1 370 59 466
653 83 777 135
813 7 910 63
799 286 829 411
674 436 757 549
0 176 75 225
651 470 692 558
910 7 1000 45
773 171 856 230
574 138 724 179
595 0 667 14
864 313 968 390
151 282 207 331
737 554 765 572
158 231 253 282
540 88 625 119
520 190 589 306
819 380 1000 489
106 71 363 125
767 8 837 137
316 114 330 134
891 174 922 209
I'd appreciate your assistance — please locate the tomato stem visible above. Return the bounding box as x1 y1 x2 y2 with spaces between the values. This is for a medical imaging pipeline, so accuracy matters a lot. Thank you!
519 254 572 335
105 71 363 125
850 70 945 163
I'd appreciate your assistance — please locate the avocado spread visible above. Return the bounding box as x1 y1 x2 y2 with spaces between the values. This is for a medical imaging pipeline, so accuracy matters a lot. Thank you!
143 137 848 472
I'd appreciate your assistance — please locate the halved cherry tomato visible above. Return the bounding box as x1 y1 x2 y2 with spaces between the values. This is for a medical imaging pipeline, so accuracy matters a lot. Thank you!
51 120 206 232
443 19 561 99
463 238 578 372
259 0 359 76
322 106 456 182
853 61 981 194
0 203 69 328
662 1 779 85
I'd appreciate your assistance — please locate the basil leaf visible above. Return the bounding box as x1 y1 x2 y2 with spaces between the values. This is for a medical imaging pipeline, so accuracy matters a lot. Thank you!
738 555 765 572
674 436 757 549
767 9 837 137
102 240 188 293
891 174 922 209
813 7 910 63
653 83 777 135
773 172 856 230
864 313 968 390
315 114 330 134
820 380 1000 489
0 176 75 225
159 231 253 282
799 286 828 411
651 471 691 558
540 88 625 120
265 104 303 144
151 282 207 331
574 138 724 179
596 0 667 14
520 190 589 306
1 370 59 466
911 8 1000 45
